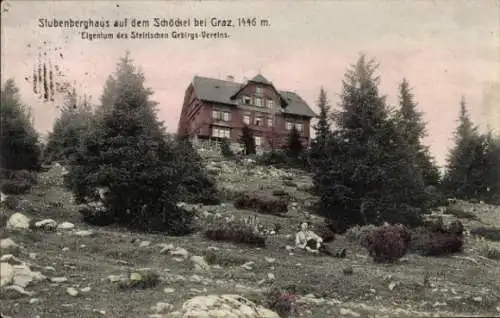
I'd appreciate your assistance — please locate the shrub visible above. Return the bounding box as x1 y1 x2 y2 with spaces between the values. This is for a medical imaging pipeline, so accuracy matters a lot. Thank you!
272 189 289 197
218 187 246 202
472 236 500 260
445 205 478 220
409 225 464 256
344 224 377 243
234 194 288 215
470 226 500 242
78 203 115 226
204 218 266 247
256 150 289 166
312 222 336 242
264 286 297 318
282 180 297 187
1 180 31 195
117 270 160 290
1 195 20 211
363 224 411 263
203 250 248 267
220 138 234 158
7 169 38 185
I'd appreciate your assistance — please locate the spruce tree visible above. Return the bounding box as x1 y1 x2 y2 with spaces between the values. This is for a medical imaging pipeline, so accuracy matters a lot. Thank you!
443 98 484 199
65 53 195 234
44 88 93 164
174 135 220 205
395 78 441 187
313 87 331 142
240 125 256 155
286 125 303 159
314 55 428 232
310 88 333 173
0 79 41 171
481 131 500 203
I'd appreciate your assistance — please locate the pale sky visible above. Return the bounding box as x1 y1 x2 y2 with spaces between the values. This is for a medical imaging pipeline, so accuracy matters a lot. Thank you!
1 0 499 166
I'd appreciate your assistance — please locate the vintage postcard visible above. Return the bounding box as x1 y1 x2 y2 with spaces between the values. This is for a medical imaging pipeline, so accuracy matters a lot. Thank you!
1 0 499 317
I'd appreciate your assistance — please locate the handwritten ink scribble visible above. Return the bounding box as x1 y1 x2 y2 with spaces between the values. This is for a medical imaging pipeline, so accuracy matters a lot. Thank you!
29 42 72 103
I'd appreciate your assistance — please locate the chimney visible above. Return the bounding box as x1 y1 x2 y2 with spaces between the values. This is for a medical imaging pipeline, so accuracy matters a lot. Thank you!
227 75 235 81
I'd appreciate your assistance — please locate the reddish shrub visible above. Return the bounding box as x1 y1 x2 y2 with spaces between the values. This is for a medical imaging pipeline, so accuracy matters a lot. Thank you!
363 224 411 263
264 287 297 318
409 220 464 256
312 222 336 242
234 194 288 215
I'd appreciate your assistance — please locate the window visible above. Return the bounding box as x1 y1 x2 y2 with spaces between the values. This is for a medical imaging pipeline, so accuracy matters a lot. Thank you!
242 96 251 105
211 127 219 138
255 97 263 107
286 122 293 130
212 110 230 121
296 123 303 132
255 117 263 126
255 87 263 95
212 127 231 138
255 136 262 146
243 115 250 125
267 118 273 127
267 99 273 108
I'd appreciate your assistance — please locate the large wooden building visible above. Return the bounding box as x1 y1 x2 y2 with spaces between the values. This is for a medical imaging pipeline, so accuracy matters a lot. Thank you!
177 74 316 150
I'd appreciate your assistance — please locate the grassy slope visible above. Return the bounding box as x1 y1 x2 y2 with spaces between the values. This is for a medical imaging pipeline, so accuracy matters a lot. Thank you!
1 160 500 318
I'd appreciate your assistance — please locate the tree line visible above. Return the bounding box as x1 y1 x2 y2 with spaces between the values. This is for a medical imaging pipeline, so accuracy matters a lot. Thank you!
1 52 498 234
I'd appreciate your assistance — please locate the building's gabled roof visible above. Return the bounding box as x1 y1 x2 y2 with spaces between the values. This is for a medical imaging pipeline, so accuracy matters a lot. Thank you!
191 75 317 117
278 91 317 118
249 74 272 85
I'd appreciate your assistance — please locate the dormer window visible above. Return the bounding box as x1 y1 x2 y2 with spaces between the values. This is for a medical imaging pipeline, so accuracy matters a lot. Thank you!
242 96 251 105
255 87 263 95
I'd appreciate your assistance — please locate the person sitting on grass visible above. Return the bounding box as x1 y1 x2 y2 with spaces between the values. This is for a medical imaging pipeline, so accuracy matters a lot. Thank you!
295 222 323 253
296 221 346 257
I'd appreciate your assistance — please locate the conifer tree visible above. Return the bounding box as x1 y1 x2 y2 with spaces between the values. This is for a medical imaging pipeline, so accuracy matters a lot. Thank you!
481 130 500 203
44 88 93 164
174 134 220 205
65 52 196 234
395 78 441 187
442 98 484 199
310 88 333 174
286 125 304 159
313 87 331 143
240 125 256 155
314 55 429 232
0 79 41 171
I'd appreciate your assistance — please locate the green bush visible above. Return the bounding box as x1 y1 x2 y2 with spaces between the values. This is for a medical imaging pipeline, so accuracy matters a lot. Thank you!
220 138 234 158
470 226 500 242
234 194 288 215
78 203 115 226
204 218 266 247
445 205 478 220
1 180 31 195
